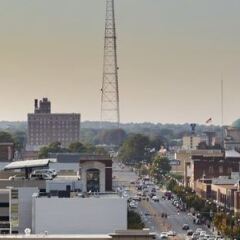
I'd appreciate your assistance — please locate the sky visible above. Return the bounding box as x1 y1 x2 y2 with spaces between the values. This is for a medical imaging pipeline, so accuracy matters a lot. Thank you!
0 0 240 125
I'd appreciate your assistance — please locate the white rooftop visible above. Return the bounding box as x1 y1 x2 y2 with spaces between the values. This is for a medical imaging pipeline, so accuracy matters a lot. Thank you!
225 150 240 158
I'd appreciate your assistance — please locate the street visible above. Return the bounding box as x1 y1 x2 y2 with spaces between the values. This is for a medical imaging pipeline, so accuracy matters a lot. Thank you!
113 162 213 239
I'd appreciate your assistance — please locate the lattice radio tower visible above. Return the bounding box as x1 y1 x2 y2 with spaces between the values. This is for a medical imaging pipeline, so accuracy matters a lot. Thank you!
101 0 120 128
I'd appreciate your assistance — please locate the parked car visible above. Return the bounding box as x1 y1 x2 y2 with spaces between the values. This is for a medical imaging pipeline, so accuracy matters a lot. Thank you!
33 169 57 178
30 172 53 180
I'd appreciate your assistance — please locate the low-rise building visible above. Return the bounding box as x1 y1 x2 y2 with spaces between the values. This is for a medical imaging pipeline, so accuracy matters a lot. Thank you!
32 193 127 234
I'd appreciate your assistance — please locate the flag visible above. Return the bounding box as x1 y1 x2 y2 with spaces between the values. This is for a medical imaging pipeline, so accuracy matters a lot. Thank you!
206 118 212 124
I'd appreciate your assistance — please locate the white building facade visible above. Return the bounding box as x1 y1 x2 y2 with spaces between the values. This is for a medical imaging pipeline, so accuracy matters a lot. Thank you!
32 195 127 234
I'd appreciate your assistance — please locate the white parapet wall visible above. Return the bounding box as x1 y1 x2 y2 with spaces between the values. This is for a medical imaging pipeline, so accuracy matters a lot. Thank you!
32 195 127 234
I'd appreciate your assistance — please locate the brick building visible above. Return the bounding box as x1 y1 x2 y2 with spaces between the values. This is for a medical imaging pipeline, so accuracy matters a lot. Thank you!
26 98 80 151
0 143 14 162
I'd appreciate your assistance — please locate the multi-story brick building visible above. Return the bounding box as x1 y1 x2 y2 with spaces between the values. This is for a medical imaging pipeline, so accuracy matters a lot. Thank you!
186 150 240 189
26 98 80 151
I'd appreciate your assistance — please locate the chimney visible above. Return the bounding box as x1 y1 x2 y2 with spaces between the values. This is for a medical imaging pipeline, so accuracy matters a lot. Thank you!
34 99 38 113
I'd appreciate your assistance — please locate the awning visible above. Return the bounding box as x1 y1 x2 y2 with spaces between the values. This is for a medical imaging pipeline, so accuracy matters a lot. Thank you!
4 159 57 170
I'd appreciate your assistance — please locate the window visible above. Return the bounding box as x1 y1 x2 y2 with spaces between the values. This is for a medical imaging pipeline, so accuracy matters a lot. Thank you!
219 166 223 174
209 166 214 175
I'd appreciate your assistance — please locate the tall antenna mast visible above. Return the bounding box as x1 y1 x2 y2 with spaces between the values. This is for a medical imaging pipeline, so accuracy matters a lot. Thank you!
101 0 120 128
221 76 224 148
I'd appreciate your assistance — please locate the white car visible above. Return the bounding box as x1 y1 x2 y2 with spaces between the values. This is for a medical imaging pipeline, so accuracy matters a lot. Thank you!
30 172 53 180
167 230 176 236
195 228 202 233
33 169 57 177
129 201 138 209
8 175 25 181
152 196 159 202
122 191 128 198
199 231 206 236
159 232 168 239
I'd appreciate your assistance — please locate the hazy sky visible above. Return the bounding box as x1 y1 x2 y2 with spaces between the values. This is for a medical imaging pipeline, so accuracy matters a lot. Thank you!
0 0 240 124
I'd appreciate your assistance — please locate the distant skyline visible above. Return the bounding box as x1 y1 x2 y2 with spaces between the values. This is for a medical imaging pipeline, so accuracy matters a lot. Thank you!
0 0 240 125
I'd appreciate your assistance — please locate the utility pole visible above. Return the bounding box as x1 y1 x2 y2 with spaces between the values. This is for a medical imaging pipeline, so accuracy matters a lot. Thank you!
101 0 120 128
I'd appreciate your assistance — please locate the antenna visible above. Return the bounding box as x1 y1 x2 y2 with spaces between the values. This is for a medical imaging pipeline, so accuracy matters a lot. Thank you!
221 76 224 148
101 0 120 128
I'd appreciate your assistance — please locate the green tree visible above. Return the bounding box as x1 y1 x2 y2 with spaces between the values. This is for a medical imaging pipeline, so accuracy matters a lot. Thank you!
150 156 171 179
69 142 87 153
0 132 14 143
96 129 127 146
128 210 144 229
118 134 150 164
38 142 68 159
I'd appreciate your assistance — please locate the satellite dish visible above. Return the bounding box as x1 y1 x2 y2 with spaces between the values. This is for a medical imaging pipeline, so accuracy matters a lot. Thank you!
24 228 31 235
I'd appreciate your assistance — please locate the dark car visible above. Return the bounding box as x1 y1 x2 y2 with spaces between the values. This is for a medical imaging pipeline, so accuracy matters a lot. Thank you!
187 229 193 236
182 224 190 230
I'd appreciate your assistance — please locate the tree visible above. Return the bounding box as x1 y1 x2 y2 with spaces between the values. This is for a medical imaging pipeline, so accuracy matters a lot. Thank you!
38 142 68 159
0 132 14 143
69 142 87 153
96 129 127 146
128 210 144 229
118 134 150 164
150 156 171 179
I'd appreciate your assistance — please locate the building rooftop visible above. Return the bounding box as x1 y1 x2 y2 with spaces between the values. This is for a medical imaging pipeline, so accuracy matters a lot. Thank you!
225 150 240 158
211 184 238 190
34 192 121 199
49 153 111 163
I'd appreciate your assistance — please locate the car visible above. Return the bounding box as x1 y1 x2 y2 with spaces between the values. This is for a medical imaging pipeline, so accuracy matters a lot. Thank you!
132 195 141 201
195 228 202 233
33 169 57 178
167 230 176 237
182 224 190 230
129 201 138 209
30 172 53 180
187 229 193 236
199 231 206 236
149 192 156 198
8 175 25 181
152 196 159 202
191 233 200 240
151 188 156 193
159 232 168 239
122 191 128 198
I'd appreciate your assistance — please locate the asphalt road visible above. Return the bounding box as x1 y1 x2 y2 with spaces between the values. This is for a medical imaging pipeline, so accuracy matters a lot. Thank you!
112 161 213 239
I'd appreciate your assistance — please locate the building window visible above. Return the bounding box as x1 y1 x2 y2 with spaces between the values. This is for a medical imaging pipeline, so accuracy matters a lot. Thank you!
219 166 223 174
209 166 214 175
